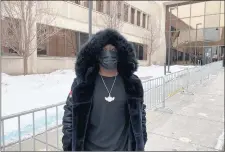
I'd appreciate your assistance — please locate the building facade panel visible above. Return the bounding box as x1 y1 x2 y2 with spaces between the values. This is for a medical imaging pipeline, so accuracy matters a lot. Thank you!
165 1 224 65
1 1 165 74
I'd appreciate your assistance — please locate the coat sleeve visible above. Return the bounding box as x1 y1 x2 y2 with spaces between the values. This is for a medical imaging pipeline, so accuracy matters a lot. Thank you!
142 103 148 145
62 78 77 151
135 75 148 145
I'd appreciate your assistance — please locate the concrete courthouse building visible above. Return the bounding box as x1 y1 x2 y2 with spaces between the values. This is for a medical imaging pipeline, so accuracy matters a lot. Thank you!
1 1 224 74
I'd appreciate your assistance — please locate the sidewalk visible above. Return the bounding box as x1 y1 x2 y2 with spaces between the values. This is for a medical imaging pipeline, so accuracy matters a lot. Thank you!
145 69 224 151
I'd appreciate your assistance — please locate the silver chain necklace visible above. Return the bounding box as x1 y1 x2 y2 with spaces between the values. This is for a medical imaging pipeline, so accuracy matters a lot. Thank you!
100 74 117 102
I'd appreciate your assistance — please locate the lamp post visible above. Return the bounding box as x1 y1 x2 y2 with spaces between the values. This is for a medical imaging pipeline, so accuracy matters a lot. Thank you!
168 7 175 73
0 0 2 149
195 23 202 65
88 1 93 38
223 47 225 67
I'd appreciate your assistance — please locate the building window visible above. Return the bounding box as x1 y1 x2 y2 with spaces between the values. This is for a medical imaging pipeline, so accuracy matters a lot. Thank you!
124 4 129 22
131 8 135 24
137 11 141 26
132 42 138 57
83 1 89 8
96 0 104 13
131 42 145 60
79 32 89 47
138 45 144 60
1 17 21 56
74 0 80 5
37 24 48 56
36 24 81 57
64 29 78 56
178 3 190 18
166 1 225 65
191 2 204 17
205 1 220 15
147 15 150 29
205 14 220 28
142 13 146 28
45 28 65 57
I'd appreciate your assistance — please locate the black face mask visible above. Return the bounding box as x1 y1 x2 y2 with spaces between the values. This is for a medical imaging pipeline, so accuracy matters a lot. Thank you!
99 50 118 70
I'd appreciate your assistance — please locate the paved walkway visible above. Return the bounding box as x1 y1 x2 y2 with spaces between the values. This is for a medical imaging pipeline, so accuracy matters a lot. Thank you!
145 69 224 151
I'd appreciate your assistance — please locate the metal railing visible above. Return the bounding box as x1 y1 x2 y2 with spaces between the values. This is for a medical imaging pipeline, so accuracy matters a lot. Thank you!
1 102 65 151
0 61 223 151
142 61 223 110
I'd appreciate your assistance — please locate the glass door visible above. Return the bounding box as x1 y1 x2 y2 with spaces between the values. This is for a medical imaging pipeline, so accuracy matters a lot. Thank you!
204 47 212 64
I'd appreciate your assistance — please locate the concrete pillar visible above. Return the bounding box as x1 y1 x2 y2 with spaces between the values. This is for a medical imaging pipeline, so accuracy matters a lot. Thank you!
151 2 167 65
146 14 148 29
128 5 131 23
140 12 142 27
134 8 137 25
103 1 107 14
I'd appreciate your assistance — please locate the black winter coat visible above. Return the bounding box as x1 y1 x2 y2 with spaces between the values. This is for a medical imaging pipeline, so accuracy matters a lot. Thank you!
62 28 147 151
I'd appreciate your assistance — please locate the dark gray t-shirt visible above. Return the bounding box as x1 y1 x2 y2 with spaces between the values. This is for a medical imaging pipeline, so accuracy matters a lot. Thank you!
84 74 129 151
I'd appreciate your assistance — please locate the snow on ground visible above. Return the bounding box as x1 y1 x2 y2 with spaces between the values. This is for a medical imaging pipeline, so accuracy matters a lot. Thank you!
2 65 193 116
135 65 194 78
2 70 74 117
1 64 194 145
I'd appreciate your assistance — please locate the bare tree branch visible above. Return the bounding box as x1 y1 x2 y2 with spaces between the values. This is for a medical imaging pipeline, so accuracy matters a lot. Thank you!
101 1 124 31
57 29 77 57
142 15 162 65
64 30 77 56
1 1 60 74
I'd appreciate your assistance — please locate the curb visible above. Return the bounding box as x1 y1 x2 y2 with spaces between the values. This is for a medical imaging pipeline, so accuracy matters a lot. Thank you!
215 131 224 151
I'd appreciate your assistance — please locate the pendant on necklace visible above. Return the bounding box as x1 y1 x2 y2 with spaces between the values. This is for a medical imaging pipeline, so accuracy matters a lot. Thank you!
105 94 115 102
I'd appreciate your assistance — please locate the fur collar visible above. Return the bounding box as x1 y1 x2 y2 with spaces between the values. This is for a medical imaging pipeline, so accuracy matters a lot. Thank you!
75 28 138 82
72 29 143 105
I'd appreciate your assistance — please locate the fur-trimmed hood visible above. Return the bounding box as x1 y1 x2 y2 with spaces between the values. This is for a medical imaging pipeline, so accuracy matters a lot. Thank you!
75 28 138 81
65 29 146 152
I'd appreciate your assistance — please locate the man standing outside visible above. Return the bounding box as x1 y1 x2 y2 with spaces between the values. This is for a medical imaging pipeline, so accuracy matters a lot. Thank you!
62 28 147 151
